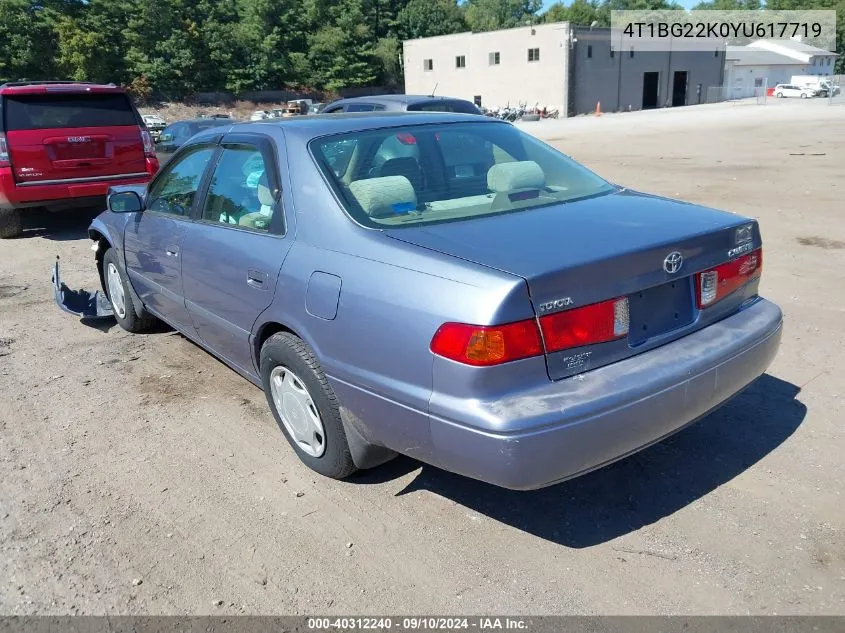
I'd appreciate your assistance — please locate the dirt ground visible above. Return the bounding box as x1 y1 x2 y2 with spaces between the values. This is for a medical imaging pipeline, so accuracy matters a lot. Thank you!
1 98 843 616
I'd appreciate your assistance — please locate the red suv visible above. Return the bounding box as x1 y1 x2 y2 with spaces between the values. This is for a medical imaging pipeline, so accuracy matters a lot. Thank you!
0 81 159 238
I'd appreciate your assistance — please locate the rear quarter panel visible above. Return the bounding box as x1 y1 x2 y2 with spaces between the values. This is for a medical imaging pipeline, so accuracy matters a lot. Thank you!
256 131 534 457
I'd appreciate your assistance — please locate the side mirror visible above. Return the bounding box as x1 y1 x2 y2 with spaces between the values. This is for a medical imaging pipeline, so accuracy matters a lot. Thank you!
108 190 143 214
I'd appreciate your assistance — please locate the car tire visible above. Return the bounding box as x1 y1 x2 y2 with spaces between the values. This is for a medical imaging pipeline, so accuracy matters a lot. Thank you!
801 93 807 99
261 332 357 480
775 92 783 98
0 209 23 239
102 247 157 333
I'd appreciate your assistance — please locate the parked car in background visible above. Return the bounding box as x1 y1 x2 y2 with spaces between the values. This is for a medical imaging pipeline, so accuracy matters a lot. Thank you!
773 84 815 99
141 114 167 141
320 94 482 114
250 110 271 121
60 112 782 490
154 118 233 164
308 103 323 114
0 80 159 239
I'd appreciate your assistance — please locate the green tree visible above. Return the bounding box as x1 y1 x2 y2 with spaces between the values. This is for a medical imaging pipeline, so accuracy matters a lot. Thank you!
692 0 762 8
396 0 466 41
0 0 58 81
464 0 543 32
544 0 604 26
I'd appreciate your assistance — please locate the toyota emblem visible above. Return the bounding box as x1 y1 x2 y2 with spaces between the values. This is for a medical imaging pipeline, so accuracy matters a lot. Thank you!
663 251 683 274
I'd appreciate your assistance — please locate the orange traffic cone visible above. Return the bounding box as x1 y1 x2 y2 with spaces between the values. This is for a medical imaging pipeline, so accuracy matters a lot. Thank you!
595 101 601 116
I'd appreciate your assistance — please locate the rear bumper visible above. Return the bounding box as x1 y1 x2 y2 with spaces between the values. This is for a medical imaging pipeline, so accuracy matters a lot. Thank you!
427 298 783 490
0 161 157 210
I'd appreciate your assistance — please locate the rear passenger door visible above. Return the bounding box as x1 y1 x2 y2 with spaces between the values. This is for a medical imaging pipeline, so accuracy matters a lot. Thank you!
179 133 292 376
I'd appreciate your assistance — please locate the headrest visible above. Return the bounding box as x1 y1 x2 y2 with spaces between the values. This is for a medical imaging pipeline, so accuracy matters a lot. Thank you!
257 172 274 207
349 176 417 218
487 161 545 193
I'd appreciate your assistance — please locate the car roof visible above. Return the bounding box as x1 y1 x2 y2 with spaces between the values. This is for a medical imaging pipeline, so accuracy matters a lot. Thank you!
195 111 498 144
0 81 125 96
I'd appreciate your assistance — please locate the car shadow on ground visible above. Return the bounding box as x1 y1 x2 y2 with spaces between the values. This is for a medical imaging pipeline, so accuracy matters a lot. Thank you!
356 374 805 548
17 207 101 241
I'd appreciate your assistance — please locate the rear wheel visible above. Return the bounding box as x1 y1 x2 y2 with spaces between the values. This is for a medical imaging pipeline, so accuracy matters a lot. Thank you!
0 209 23 239
102 247 156 333
260 332 357 479
775 92 783 98
801 93 808 99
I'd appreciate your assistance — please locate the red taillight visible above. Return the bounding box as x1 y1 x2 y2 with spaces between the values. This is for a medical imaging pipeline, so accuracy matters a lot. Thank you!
430 319 543 367
696 248 762 308
140 128 155 158
431 298 631 366
0 133 10 167
540 297 629 352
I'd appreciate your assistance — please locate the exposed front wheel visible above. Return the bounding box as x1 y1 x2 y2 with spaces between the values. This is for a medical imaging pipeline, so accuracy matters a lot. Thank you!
801 93 808 99
102 248 157 333
261 332 357 479
0 209 22 239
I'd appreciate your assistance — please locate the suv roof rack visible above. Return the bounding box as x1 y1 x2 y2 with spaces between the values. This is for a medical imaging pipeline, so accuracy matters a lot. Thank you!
1 80 116 88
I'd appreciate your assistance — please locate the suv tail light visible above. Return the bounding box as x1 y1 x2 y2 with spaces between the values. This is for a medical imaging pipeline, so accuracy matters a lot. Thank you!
140 128 155 158
696 248 762 308
539 297 629 352
0 133 9 167
430 297 630 367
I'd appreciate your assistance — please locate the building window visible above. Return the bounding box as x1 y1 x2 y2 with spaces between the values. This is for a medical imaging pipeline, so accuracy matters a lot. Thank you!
610 48 615 58
489 52 500 66
587 45 592 59
754 77 763 87
456 55 466 69
828 58 832 66
528 48 539 62
423 59 433 71
629 47 634 58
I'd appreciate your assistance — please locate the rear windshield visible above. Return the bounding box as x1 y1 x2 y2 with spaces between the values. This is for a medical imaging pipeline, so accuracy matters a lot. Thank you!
310 122 615 228
407 100 481 114
3 93 137 131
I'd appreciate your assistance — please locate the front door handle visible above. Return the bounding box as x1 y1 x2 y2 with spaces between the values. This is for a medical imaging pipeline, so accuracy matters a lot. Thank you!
165 248 179 257
247 269 269 289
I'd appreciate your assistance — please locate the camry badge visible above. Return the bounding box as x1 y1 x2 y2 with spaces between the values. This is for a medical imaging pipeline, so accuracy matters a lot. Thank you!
663 251 683 274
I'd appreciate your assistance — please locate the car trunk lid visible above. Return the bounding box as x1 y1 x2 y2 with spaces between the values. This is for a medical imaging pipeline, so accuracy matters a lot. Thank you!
3 92 146 184
385 189 761 379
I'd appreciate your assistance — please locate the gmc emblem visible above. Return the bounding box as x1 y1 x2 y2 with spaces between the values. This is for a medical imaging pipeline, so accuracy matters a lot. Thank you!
67 136 91 143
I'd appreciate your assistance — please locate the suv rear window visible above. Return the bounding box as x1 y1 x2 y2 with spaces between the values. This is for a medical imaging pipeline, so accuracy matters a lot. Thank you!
3 93 137 131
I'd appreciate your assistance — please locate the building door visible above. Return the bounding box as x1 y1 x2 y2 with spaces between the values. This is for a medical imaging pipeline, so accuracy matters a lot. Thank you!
642 72 660 109
672 71 688 106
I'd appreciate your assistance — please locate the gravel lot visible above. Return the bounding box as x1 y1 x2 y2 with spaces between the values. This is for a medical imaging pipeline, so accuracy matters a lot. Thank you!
1 98 843 616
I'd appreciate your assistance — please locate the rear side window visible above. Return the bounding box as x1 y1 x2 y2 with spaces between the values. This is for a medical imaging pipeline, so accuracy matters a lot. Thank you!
3 93 137 131
201 146 278 233
346 104 377 112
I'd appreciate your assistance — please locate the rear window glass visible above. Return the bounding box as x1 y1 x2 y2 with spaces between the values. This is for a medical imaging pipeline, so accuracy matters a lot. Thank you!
311 122 615 228
407 100 481 114
3 93 137 131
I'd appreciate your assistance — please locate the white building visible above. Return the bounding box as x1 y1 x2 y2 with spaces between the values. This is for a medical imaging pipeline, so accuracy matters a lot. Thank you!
725 39 838 99
402 23 726 116
403 23 573 114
